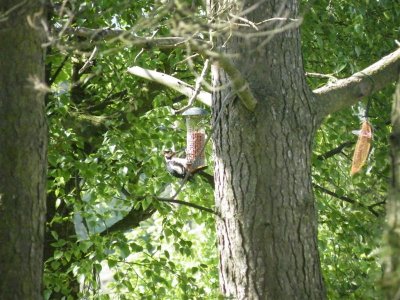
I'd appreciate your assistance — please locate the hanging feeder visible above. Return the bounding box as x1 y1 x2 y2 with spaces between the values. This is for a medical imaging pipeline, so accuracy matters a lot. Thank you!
350 120 373 175
182 107 208 171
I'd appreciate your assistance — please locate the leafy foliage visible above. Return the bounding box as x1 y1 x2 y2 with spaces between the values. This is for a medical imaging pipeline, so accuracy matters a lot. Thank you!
303 0 398 298
44 0 398 298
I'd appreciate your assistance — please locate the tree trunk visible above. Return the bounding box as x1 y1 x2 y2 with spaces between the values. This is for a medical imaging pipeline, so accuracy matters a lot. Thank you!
210 0 325 298
0 1 47 299
382 76 400 299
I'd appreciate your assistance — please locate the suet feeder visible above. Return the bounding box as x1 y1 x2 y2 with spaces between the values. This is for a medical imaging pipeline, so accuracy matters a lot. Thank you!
182 107 208 171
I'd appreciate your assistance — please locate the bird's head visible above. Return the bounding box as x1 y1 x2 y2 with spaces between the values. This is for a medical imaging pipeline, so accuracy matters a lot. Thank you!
163 149 176 160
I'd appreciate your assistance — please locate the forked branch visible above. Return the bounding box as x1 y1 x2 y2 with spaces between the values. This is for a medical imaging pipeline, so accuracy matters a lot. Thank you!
127 54 258 112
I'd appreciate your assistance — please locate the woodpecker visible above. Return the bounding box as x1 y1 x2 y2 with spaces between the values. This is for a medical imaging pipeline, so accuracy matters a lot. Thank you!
163 150 214 187
163 150 191 179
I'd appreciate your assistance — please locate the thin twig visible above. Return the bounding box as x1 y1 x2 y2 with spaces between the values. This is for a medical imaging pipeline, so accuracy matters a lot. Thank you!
79 46 98 74
229 13 259 31
156 197 218 215
317 141 354 161
120 187 217 216
368 200 386 209
255 17 300 26
305 72 338 81
175 59 210 114
134 48 144 63
49 54 70 86
313 183 379 217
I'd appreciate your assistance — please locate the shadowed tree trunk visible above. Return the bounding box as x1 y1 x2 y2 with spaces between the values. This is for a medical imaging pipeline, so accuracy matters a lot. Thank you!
0 0 47 299
210 1 325 298
382 76 400 299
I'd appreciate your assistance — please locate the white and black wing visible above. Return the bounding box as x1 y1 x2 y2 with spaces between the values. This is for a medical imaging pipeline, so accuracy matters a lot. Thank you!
166 159 187 179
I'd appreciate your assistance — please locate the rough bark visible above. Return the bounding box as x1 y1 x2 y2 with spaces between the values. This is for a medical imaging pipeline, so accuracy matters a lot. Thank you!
382 76 400 299
210 0 325 298
0 0 47 299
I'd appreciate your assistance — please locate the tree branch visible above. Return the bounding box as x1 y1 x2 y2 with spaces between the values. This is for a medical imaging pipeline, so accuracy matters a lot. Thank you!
63 27 210 49
70 28 256 111
49 54 69 86
314 47 400 117
155 197 218 215
305 72 337 80
101 182 217 236
174 59 210 113
100 206 155 236
127 66 212 107
313 183 379 217
127 57 258 111
316 141 354 161
213 55 258 111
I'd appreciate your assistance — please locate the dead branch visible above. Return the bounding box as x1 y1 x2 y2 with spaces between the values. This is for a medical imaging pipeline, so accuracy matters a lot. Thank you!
62 27 210 49
127 66 212 107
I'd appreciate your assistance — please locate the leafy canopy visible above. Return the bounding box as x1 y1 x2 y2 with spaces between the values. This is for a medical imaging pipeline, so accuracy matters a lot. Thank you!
44 0 398 298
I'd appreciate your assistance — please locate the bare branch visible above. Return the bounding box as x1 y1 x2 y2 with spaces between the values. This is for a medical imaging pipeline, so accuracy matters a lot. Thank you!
78 46 98 74
175 59 210 113
229 13 259 30
313 183 379 217
234 18 302 39
127 66 212 107
156 197 218 215
316 141 354 161
100 206 155 236
305 72 337 80
63 27 209 49
48 54 70 86
314 47 400 118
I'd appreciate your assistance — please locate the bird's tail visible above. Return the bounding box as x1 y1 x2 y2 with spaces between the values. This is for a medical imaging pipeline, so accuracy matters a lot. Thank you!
195 170 214 188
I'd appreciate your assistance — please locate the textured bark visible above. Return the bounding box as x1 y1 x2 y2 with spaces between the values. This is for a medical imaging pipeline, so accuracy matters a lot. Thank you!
210 0 325 298
382 76 400 299
0 1 47 299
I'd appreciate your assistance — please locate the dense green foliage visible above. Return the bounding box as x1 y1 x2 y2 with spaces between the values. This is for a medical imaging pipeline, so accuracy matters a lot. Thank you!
44 0 399 298
302 1 398 298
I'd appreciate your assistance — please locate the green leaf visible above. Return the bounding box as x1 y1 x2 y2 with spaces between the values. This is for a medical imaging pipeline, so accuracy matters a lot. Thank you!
53 250 63 260
117 242 130 258
107 259 118 268
51 260 60 270
78 240 93 252
50 230 59 240
142 197 153 210
130 242 143 252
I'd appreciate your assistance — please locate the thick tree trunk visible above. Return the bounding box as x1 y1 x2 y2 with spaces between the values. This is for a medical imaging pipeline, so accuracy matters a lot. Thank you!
210 0 325 298
0 1 47 299
382 76 400 299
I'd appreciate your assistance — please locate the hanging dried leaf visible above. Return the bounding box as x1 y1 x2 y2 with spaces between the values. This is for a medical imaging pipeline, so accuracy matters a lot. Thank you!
350 120 373 175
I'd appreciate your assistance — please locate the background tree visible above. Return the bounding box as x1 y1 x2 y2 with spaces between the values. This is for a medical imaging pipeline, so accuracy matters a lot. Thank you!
382 76 400 299
40 0 399 299
0 0 47 299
